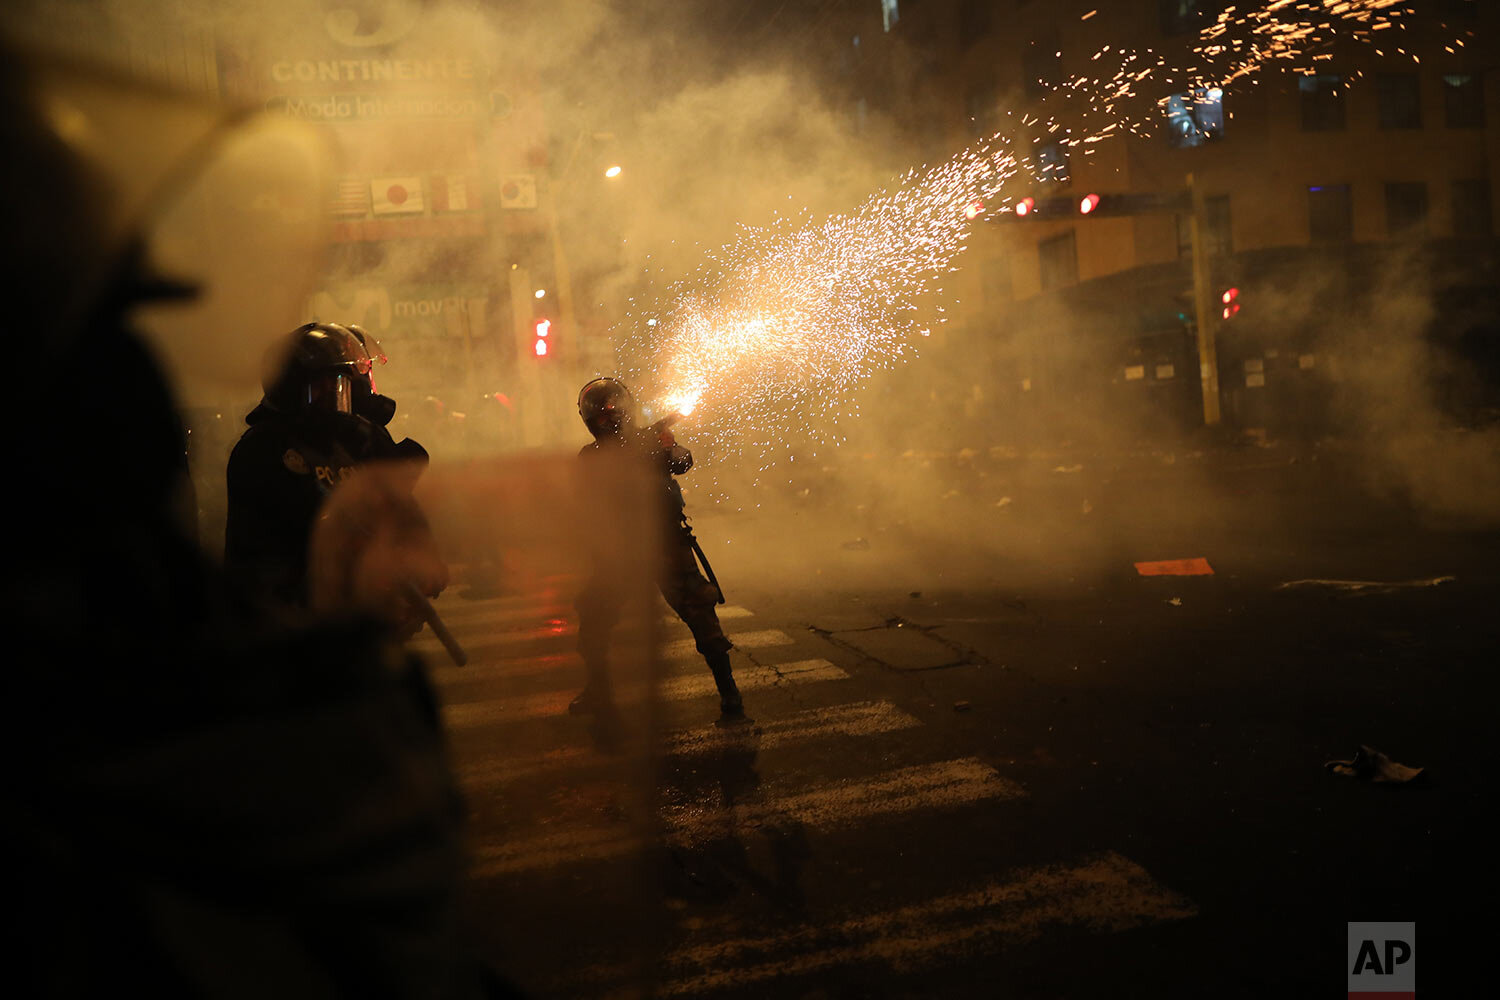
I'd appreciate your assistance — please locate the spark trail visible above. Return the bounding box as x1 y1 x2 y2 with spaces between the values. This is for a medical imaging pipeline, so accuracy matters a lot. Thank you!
615 1 1467 489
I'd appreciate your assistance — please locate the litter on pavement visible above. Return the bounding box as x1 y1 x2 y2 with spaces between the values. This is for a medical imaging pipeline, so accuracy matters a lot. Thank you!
1325 745 1425 784
1276 576 1455 594
1135 557 1214 576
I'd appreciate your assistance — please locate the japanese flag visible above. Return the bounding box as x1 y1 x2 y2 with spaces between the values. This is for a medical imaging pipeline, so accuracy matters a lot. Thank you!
371 177 424 215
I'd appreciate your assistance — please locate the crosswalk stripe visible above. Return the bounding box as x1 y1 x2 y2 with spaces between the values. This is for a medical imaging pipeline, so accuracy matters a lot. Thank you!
553 852 1197 995
662 628 793 660
443 659 849 729
662 604 753 625
666 700 921 755
424 626 803 684
471 757 1022 876
458 700 921 787
434 600 755 632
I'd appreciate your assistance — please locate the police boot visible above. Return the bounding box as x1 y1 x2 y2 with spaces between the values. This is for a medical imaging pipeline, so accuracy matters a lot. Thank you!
570 658 613 715
706 650 750 725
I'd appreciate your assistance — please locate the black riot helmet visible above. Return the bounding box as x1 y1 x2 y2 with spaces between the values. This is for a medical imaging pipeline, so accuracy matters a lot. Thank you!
578 378 635 439
262 322 378 415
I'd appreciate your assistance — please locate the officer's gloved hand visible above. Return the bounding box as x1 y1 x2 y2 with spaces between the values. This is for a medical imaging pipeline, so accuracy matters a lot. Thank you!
307 463 449 641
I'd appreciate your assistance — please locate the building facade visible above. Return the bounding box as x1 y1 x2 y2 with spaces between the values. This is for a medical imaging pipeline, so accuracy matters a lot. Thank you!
849 0 1499 442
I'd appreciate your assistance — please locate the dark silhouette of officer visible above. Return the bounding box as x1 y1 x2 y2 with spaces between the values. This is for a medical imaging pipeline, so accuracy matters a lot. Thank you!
572 378 747 725
4 49 509 997
225 321 442 619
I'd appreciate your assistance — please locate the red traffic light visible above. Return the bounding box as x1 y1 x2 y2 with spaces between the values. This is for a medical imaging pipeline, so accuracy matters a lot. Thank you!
964 199 984 220
1079 193 1101 215
534 338 549 356
1220 287 1240 320
533 317 552 357
1015 196 1035 217
534 318 551 338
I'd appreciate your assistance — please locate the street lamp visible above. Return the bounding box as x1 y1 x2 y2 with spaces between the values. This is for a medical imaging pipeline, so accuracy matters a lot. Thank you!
604 164 622 178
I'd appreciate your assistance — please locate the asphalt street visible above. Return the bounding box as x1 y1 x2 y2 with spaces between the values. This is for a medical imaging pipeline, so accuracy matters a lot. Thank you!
429 439 1497 997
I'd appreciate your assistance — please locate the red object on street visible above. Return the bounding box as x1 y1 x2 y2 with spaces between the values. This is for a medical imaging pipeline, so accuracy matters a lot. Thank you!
1134 557 1214 576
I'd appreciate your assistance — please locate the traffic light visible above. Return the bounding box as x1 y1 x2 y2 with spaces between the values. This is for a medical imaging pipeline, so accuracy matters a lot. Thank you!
1221 287 1240 321
533 317 551 357
997 195 1075 219
1079 193 1101 215
964 199 984 220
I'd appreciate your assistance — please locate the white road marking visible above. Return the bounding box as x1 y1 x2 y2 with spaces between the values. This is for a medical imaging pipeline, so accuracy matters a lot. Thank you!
663 628 794 660
443 659 849 729
458 700 921 787
662 604 754 625
666 700 921 755
471 757 1022 875
557 852 1197 994
423 623 795 682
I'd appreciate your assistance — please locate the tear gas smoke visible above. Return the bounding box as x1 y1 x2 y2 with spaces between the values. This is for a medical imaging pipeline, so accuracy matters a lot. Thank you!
620 0 1468 485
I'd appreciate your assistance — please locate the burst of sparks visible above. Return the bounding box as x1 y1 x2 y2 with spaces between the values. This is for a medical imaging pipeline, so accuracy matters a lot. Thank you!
612 1 1467 493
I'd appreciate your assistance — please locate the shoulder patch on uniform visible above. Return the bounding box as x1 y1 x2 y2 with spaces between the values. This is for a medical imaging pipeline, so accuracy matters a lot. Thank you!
282 448 310 474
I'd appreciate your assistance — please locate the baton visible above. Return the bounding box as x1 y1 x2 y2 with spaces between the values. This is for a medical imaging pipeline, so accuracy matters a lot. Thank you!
402 580 468 666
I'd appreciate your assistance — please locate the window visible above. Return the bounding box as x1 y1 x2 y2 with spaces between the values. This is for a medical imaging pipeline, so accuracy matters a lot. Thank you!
983 256 1014 304
1453 179 1493 237
959 0 992 43
1176 213 1193 259
1035 141 1070 183
1376 73 1421 129
1385 182 1428 236
1160 0 1227 36
1022 33 1060 99
1308 185 1353 242
1039 231 1078 291
1300 74 1345 131
965 81 997 136
1443 74 1485 128
881 0 898 33
1165 87 1225 148
1205 195 1232 256
1175 197 1232 258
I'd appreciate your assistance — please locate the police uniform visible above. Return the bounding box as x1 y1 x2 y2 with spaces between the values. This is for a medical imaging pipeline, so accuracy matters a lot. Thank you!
572 379 744 721
225 402 426 606
8 56 499 995
224 323 428 608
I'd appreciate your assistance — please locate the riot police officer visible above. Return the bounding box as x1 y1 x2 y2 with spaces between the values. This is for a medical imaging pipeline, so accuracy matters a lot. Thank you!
573 377 747 724
225 321 441 613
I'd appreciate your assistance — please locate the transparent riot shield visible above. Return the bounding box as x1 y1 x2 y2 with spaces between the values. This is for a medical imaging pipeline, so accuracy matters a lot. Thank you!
412 452 666 997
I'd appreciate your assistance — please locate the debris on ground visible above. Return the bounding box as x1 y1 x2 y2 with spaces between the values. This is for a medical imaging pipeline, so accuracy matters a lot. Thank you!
1325 745 1425 784
1081 500 1093 515
842 538 870 550
1052 464 1083 474
1135 557 1214 576
953 700 971 712
909 591 922 598
995 496 1012 508
1167 597 1182 606
1276 576 1455 595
